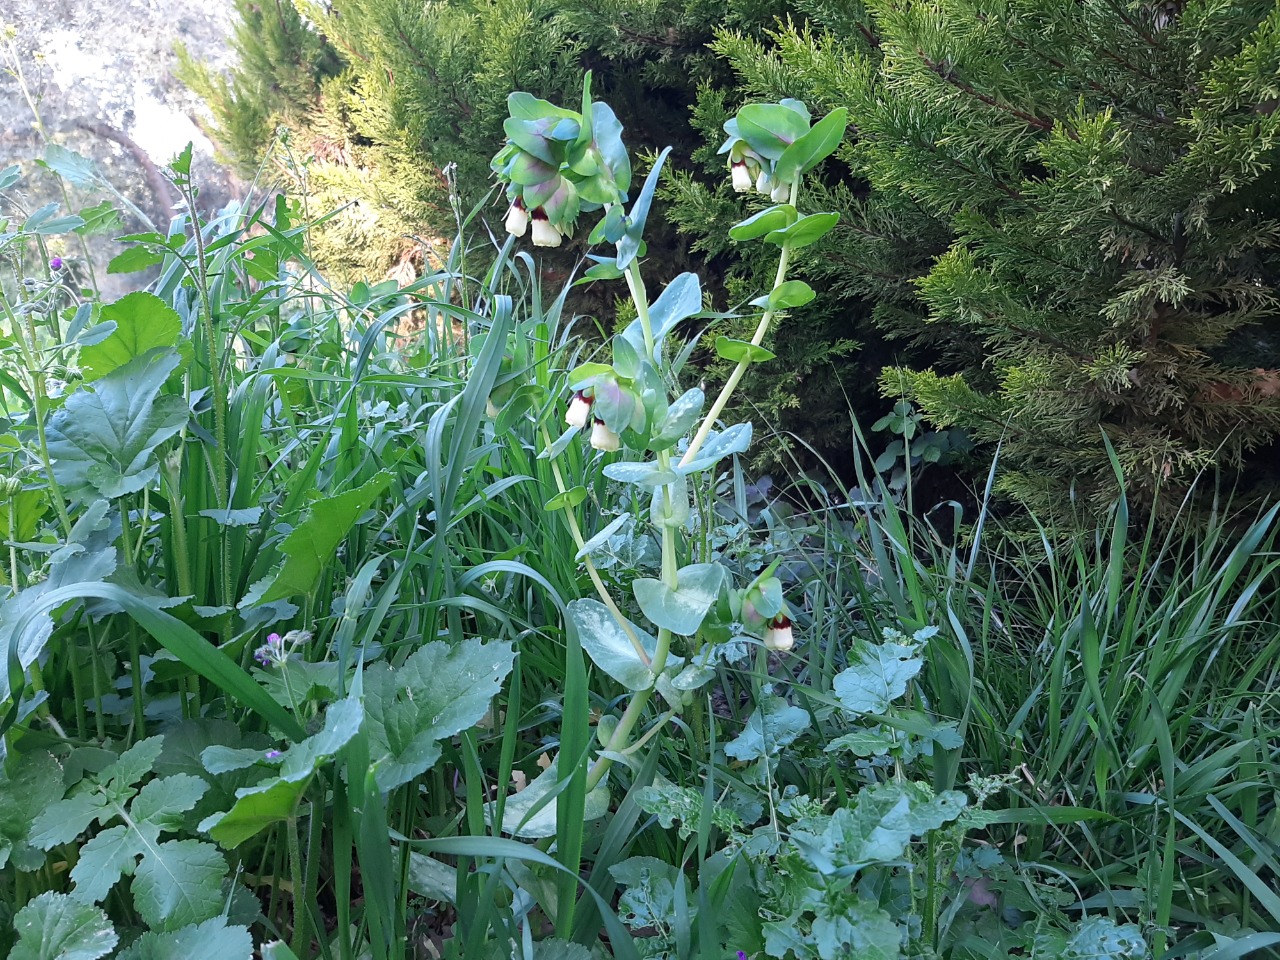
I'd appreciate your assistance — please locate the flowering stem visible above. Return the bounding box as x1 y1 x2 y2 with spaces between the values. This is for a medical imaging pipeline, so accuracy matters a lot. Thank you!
541 426 651 668
679 179 800 471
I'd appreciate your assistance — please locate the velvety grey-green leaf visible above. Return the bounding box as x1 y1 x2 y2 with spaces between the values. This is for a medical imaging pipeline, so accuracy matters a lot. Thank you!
10 891 118 960
632 563 725 636
724 696 810 762
678 423 753 475
46 348 189 501
131 838 227 931
832 639 924 716
811 898 899 960
114 918 254 960
365 638 515 792
486 759 610 838
566 598 657 691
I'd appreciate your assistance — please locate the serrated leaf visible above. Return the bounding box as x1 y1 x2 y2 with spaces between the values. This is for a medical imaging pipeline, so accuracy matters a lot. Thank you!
364 638 515 792
10 891 118 960
566 598 657 691
534 939 595 960
130 774 209 830
0 488 48 544
70 825 146 905
131 838 227 931
255 472 392 604
809 898 899 960
107 246 165 274
0 751 63 871
632 563 725 636
45 348 190 501
29 794 110 849
79 293 185 381
832 639 924 715
74 201 122 236
724 696 810 762
791 781 966 875
114 918 254 960
41 144 98 185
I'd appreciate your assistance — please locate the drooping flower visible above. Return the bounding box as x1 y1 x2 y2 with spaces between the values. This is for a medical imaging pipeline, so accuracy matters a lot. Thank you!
730 161 753 193
531 208 562 248
590 418 620 452
253 632 286 667
566 391 593 430
755 170 771 194
486 397 500 419
504 197 529 238
770 179 791 203
763 613 794 652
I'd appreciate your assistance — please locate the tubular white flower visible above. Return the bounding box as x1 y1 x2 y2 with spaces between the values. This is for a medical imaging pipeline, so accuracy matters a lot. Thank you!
730 161 753 193
763 615 794 652
486 397 500 419
590 419 620 452
771 179 791 203
755 170 771 194
504 199 528 237
531 211 562 248
566 392 592 430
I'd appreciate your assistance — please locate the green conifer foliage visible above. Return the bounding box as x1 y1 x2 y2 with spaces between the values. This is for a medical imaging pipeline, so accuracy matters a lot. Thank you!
692 1 1280 508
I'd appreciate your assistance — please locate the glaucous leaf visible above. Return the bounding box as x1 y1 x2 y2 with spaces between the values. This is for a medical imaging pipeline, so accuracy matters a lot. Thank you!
724 696 810 762
632 563 725 636
832 639 924 715
9 891 117 960
566 598 657 691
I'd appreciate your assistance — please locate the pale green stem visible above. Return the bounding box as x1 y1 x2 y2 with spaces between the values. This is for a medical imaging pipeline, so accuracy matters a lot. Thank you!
679 178 800 470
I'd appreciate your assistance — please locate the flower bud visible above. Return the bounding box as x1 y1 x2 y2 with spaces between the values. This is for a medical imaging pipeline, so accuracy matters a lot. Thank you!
730 161 753 193
531 208 562 248
590 418 620 452
504 198 528 237
49 256 64 271
566 391 592 430
763 614 794 652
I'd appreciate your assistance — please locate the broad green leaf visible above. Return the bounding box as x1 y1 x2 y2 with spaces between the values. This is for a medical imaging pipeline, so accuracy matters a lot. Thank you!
774 108 848 182
115 918 253 960
0 488 47 544
824 729 899 758
728 204 796 242
74 201 121 236
79 292 185 380
678 423 753 475
107 246 165 274
25 203 85 235
131 838 227 931
810 898 899 960
650 388 703 450
201 698 362 846
534 940 595 960
566 598 657 691
129 773 209 830
736 104 809 159
364 638 515 792
10 891 117 960
765 212 839 249
762 280 816 311
714 337 776 364
544 485 587 511
486 758 610 839
792 781 966 875
255 472 392 604
832 638 924 715
632 563 725 636
724 696 810 761
0 751 63 870
45 348 190 501
408 852 458 904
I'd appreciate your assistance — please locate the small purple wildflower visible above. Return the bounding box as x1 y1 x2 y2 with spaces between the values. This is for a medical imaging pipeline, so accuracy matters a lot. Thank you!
253 631 287 667
49 256 63 271
738 953 748 960
265 749 283 760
